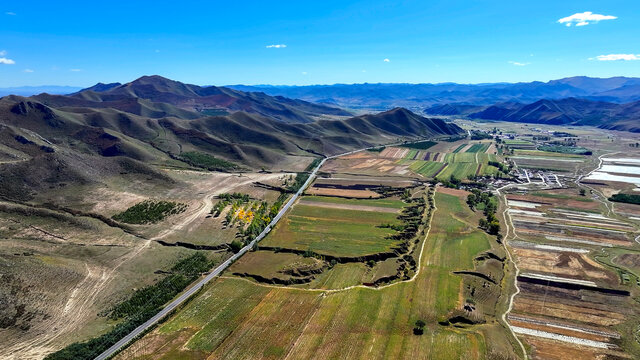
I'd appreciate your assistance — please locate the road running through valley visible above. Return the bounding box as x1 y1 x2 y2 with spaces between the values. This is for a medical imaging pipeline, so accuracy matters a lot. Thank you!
94 138 431 360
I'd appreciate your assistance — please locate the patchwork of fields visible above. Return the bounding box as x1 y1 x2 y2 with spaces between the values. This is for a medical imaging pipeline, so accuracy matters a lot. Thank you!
503 187 640 359
321 139 502 180
116 189 517 360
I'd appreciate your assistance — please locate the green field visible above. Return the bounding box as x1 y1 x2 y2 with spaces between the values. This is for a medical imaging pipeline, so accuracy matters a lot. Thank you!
405 149 418 159
538 145 591 155
117 191 514 360
443 152 478 163
438 162 478 179
452 144 468 153
261 204 404 257
409 160 446 177
301 195 405 208
465 143 489 153
405 147 501 179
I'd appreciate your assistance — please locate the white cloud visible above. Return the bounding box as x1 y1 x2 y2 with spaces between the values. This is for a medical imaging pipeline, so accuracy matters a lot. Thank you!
383 58 390 62
362 69 366 73
0 57 15 65
5 12 16 16
23 69 34 73
0 50 6 56
301 71 307 75
266 44 286 48
590 54 640 61
508 61 529 66
558 12 617 27
70 68 83 72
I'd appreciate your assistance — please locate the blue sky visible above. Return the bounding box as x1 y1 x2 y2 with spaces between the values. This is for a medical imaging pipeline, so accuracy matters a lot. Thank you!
1 0 639 87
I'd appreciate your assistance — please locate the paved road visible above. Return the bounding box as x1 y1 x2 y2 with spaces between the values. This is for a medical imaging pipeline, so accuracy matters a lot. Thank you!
94 140 428 360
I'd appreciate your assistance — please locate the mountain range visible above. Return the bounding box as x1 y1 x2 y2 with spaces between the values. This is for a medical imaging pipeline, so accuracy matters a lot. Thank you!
425 98 640 133
0 75 462 201
229 76 640 110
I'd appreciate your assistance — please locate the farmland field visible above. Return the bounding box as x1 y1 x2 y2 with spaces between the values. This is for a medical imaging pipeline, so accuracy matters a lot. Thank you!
394 140 503 179
260 200 405 258
409 160 446 177
465 143 490 153
116 189 517 360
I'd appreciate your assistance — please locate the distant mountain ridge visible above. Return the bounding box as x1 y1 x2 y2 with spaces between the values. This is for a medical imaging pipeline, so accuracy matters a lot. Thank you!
0 85 83 97
425 97 640 133
6 76 640 109
228 76 640 110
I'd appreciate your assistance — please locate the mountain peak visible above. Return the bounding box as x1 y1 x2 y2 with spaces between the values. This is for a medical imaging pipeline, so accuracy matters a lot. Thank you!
77 82 122 93
128 75 175 85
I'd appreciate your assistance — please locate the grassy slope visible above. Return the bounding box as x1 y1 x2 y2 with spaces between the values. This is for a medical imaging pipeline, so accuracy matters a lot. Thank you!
118 191 514 360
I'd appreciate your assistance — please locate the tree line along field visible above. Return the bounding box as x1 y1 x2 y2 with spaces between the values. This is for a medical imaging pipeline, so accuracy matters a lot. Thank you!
114 189 518 360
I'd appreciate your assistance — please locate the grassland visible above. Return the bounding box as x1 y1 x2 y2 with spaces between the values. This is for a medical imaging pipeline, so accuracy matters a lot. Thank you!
261 203 404 257
116 190 515 360
45 253 216 360
229 251 324 282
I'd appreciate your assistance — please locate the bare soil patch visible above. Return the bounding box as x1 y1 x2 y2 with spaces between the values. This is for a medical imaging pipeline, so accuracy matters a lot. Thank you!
305 187 381 198
437 187 471 198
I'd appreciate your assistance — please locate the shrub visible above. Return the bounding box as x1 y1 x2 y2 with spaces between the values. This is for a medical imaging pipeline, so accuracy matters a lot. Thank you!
413 319 426 335
229 240 243 253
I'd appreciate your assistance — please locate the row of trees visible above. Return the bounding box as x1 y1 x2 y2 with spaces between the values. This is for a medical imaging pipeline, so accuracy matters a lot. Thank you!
466 189 501 240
